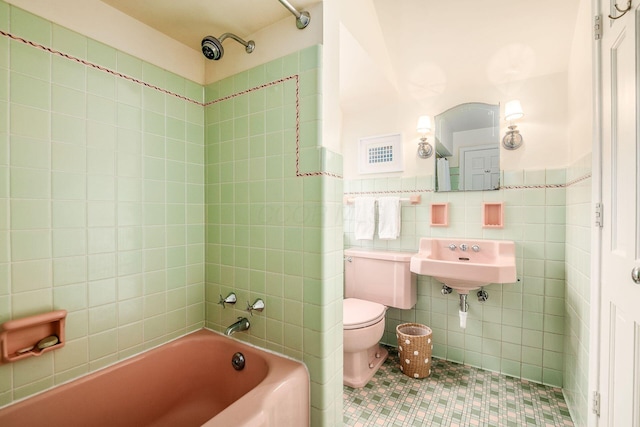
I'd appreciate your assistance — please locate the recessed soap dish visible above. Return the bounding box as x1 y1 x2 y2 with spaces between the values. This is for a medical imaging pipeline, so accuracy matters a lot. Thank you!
430 203 449 227
0 310 67 363
482 202 504 228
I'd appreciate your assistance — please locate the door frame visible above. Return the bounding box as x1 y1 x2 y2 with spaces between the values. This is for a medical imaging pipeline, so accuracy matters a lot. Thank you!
589 0 602 426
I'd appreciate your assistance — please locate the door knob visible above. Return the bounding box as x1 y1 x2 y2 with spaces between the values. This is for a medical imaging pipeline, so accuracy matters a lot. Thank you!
632 266 640 284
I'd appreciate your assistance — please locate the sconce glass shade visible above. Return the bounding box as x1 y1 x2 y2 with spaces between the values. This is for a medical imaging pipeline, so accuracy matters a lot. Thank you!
417 115 432 133
504 100 524 121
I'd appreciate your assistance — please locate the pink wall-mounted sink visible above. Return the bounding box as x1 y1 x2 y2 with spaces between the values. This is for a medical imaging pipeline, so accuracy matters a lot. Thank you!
410 238 517 293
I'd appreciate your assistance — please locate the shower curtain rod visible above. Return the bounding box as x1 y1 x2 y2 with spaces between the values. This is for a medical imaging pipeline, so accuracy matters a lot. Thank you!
276 0 311 29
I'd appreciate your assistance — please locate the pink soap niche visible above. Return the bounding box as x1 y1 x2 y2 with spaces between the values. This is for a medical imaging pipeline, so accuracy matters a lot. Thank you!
0 310 67 363
482 202 504 228
430 203 449 227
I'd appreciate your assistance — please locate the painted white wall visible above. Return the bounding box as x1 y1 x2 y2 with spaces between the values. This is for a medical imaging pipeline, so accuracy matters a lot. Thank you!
341 71 569 179
567 0 593 162
204 3 324 84
321 0 342 154
5 0 205 83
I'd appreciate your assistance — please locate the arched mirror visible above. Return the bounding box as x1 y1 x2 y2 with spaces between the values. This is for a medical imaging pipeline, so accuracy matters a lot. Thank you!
434 102 500 192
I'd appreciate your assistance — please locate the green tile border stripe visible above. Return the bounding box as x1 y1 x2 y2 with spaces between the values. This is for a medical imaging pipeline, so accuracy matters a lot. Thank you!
343 172 591 197
500 173 591 190
0 27 341 179
206 75 342 179
344 189 433 196
0 28 201 106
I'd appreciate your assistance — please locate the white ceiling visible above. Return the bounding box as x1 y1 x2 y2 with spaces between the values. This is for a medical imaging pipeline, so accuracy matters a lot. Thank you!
100 0 582 111
101 0 320 50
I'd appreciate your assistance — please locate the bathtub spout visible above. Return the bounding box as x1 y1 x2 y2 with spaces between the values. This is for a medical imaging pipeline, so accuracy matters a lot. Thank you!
225 317 250 336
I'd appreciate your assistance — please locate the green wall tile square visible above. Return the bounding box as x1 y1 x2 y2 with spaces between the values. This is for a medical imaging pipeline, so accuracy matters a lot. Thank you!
11 72 50 109
11 167 49 199
52 24 86 58
165 73 185 96
299 45 320 71
11 229 51 261
166 117 184 141
87 68 115 99
249 112 265 136
117 79 142 108
87 39 117 69
0 1 8 31
114 51 141 79
281 52 299 76
521 364 543 383
52 113 86 145
52 142 85 173
87 96 116 126
11 7 50 45
51 171 84 200
142 203 165 226
11 259 51 292
51 85 86 118
11 199 49 229
118 104 142 131
53 283 87 313
139 62 164 89
10 136 49 170
11 104 49 140
10 41 50 81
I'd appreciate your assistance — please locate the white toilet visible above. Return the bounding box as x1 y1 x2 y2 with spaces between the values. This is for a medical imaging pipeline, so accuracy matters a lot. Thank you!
343 248 417 388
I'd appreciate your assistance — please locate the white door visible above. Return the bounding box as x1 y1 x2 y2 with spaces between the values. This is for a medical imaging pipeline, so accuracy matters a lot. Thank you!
462 147 499 190
599 2 640 425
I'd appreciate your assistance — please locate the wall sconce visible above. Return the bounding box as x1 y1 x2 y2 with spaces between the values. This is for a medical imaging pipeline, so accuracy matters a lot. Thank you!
417 115 433 158
502 100 524 150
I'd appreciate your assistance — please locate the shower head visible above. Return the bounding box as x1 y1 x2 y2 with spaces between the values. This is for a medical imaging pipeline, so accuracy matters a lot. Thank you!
201 35 224 60
201 33 255 61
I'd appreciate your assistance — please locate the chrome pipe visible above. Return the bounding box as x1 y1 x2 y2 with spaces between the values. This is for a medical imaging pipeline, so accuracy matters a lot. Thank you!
218 33 255 53
276 0 311 29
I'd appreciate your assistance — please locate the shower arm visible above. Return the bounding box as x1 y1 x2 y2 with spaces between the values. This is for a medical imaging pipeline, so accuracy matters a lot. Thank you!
276 0 311 29
219 33 255 53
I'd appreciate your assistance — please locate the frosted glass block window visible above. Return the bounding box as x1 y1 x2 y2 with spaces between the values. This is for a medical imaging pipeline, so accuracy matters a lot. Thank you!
368 145 394 164
359 133 403 174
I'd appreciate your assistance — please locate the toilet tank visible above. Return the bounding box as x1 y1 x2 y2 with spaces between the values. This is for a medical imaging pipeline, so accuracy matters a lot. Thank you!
344 248 417 309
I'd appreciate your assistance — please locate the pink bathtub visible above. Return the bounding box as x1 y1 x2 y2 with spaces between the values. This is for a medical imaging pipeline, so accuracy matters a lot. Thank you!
0 329 309 426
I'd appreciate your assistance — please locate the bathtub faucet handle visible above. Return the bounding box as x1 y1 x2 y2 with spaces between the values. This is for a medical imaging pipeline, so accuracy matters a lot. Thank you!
218 292 237 308
246 298 265 316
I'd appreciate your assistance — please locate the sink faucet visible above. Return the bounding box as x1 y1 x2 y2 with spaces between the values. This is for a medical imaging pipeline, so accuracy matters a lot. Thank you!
225 317 250 336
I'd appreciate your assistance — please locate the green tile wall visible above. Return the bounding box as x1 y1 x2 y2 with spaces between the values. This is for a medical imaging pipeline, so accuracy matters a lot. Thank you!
0 3 205 406
344 168 573 388
563 153 591 425
204 46 344 427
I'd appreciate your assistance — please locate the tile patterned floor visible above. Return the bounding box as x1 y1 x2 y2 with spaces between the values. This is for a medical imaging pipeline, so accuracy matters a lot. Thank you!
343 347 574 426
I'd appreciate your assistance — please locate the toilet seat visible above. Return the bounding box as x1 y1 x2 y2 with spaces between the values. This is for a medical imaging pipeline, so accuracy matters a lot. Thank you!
343 298 386 330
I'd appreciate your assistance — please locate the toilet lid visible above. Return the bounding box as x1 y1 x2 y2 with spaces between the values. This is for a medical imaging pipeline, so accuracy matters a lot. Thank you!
343 298 386 330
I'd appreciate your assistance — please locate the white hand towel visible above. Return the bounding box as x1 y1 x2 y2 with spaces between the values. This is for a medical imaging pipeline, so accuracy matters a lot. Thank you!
437 158 451 191
378 197 401 240
354 197 376 240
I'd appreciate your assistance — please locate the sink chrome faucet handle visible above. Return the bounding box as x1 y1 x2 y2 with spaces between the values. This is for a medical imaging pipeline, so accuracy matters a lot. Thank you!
246 298 265 316
460 244 468 251
448 244 457 251
218 292 237 308
472 245 480 252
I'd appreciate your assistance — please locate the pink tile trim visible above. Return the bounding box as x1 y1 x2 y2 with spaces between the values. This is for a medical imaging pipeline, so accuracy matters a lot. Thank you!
204 75 342 179
343 173 592 197
0 29 202 106
0 28 341 179
500 173 592 190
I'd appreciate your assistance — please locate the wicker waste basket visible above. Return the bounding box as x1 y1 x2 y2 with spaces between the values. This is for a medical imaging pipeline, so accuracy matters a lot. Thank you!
396 323 433 379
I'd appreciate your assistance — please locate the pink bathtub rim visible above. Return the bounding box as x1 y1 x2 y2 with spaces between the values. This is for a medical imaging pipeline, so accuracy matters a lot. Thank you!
0 328 310 426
